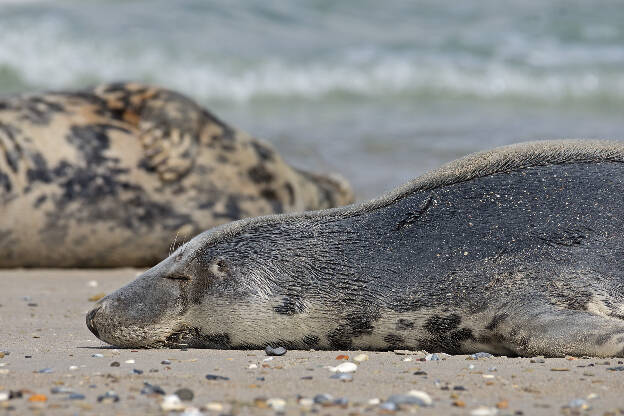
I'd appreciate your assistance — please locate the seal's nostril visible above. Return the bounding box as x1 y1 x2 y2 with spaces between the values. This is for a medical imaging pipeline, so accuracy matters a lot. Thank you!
86 306 100 338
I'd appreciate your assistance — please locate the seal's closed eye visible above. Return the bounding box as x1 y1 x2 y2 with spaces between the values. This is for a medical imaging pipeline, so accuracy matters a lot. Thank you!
165 272 191 280
209 258 230 279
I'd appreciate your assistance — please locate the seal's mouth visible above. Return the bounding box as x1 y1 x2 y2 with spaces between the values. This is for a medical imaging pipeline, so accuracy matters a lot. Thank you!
163 326 232 349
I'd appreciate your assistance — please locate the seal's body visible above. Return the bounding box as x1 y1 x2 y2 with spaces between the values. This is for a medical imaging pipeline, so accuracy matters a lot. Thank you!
0 83 353 267
88 140 624 357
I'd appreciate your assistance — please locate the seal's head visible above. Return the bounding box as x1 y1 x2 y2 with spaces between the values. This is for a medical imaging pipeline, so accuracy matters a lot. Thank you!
85 217 335 348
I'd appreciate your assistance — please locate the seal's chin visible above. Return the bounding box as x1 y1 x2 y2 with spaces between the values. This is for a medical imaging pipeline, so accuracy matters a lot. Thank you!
163 326 233 349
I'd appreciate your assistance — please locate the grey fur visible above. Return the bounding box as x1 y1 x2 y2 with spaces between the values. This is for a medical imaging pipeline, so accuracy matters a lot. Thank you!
87 140 624 357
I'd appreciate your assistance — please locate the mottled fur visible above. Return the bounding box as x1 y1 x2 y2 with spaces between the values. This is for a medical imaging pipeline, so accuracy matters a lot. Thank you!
0 83 353 267
88 140 624 357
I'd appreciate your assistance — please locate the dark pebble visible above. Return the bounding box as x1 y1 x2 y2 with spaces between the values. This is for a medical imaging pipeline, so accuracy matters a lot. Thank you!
256 377 265 381
141 382 165 395
9 391 22 399
24 356 32 359
301 376 313 380
265 346 287 356
68 393 86 400
132 369 143 374
110 362 120 367
37 368 53 374
97 391 120 403
607 366 624 371
334 397 349 406
51 387 74 394
205 374 229 381
413 371 427 376
149 368 159 373
27 303 38 307
175 388 194 401
453 386 466 391
313 393 333 404
161 360 171 365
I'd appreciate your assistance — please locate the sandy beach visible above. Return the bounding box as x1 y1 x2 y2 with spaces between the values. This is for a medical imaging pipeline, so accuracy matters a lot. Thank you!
0 269 622 415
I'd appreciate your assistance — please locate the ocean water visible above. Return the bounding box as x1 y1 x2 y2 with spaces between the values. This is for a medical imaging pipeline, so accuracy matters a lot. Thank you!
1 0 623 199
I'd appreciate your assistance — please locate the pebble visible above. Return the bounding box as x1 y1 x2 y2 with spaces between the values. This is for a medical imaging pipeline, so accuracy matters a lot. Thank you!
470 352 494 360
205 374 229 381
69 365 78 371
368 398 381 405
425 353 440 361
132 368 144 374
530 357 546 363
568 398 590 409
161 360 171 365
28 394 47 402
175 388 194 401
0 369 9 375
402 357 413 362
110 361 120 367
607 366 624 371
92 353 104 358
267 398 286 411
141 382 165 395
181 407 204 416
265 346 287 356
335 354 349 360
68 393 86 400
124 359 135 364
353 354 369 362
248 364 258 369
97 391 120 403
413 370 428 375
161 394 185 411
37 368 53 373
334 397 349 406
328 362 357 373
387 390 433 407
313 393 333 404
470 406 498 416
0 392 8 402
204 402 223 412
87 280 99 287
51 387 74 394
379 402 398 411
330 373 353 381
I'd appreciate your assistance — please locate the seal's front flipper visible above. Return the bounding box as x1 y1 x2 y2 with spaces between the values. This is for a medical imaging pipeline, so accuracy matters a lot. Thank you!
484 305 624 357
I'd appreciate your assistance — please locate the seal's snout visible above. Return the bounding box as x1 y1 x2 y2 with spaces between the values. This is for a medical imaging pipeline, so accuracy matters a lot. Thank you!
86 305 101 338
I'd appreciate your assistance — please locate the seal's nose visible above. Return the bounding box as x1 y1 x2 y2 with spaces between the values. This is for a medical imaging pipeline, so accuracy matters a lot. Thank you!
86 306 101 338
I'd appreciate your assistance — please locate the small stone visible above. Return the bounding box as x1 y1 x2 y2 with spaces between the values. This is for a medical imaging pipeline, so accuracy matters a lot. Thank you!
141 382 165 395
607 366 624 371
205 402 223 411
91 353 103 358
161 360 171 365
496 400 508 409
330 373 353 381
37 368 53 373
482 374 495 379
0 369 9 375
402 357 413 362
353 354 369 362
368 398 381 405
205 374 229 381
69 365 78 371
298 398 314 407
9 391 22 399
568 398 590 410
425 353 440 361
68 393 86 400
413 371 427 376
87 280 98 288
550 368 569 372
379 402 398 411
267 398 286 411
334 397 349 406
300 376 313 380
453 385 466 391
336 354 349 360
0 352 4 359
161 394 185 411
97 391 120 403
124 359 135 364
265 346 287 356
453 400 466 407
313 393 333 404
394 350 413 355
51 387 74 394
27 303 38 307
28 394 48 402
386 390 432 407
530 357 545 364
175 388 194 401
329 362 357 373
0 392 8 402
470 352 494 360
248 364 258 369
181 407 204 416
470 406 498 416
110 361 120 367
132 368 143 374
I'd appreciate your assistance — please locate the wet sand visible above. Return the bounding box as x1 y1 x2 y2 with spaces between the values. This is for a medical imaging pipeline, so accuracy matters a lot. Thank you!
1 269 623 415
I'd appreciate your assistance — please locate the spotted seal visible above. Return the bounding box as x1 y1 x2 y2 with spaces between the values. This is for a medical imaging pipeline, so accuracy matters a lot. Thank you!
87 140 624 357
0 82 353 267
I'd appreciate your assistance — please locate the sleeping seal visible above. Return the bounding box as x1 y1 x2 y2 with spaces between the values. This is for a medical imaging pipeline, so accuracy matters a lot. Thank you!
87 140 624 357
0 82 353 267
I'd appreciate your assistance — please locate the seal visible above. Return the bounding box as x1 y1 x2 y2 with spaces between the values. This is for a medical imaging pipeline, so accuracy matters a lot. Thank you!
0 82 353 267
87 140 624 357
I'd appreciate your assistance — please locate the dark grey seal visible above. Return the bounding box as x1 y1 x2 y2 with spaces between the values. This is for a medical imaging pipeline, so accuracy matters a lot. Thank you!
87 140 624 357
0 82 353 267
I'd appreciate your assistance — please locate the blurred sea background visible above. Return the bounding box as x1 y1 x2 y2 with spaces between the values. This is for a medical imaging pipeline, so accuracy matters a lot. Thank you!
1 0 623 199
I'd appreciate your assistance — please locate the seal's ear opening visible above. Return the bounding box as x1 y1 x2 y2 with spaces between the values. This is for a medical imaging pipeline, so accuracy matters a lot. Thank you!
209 257 230 279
